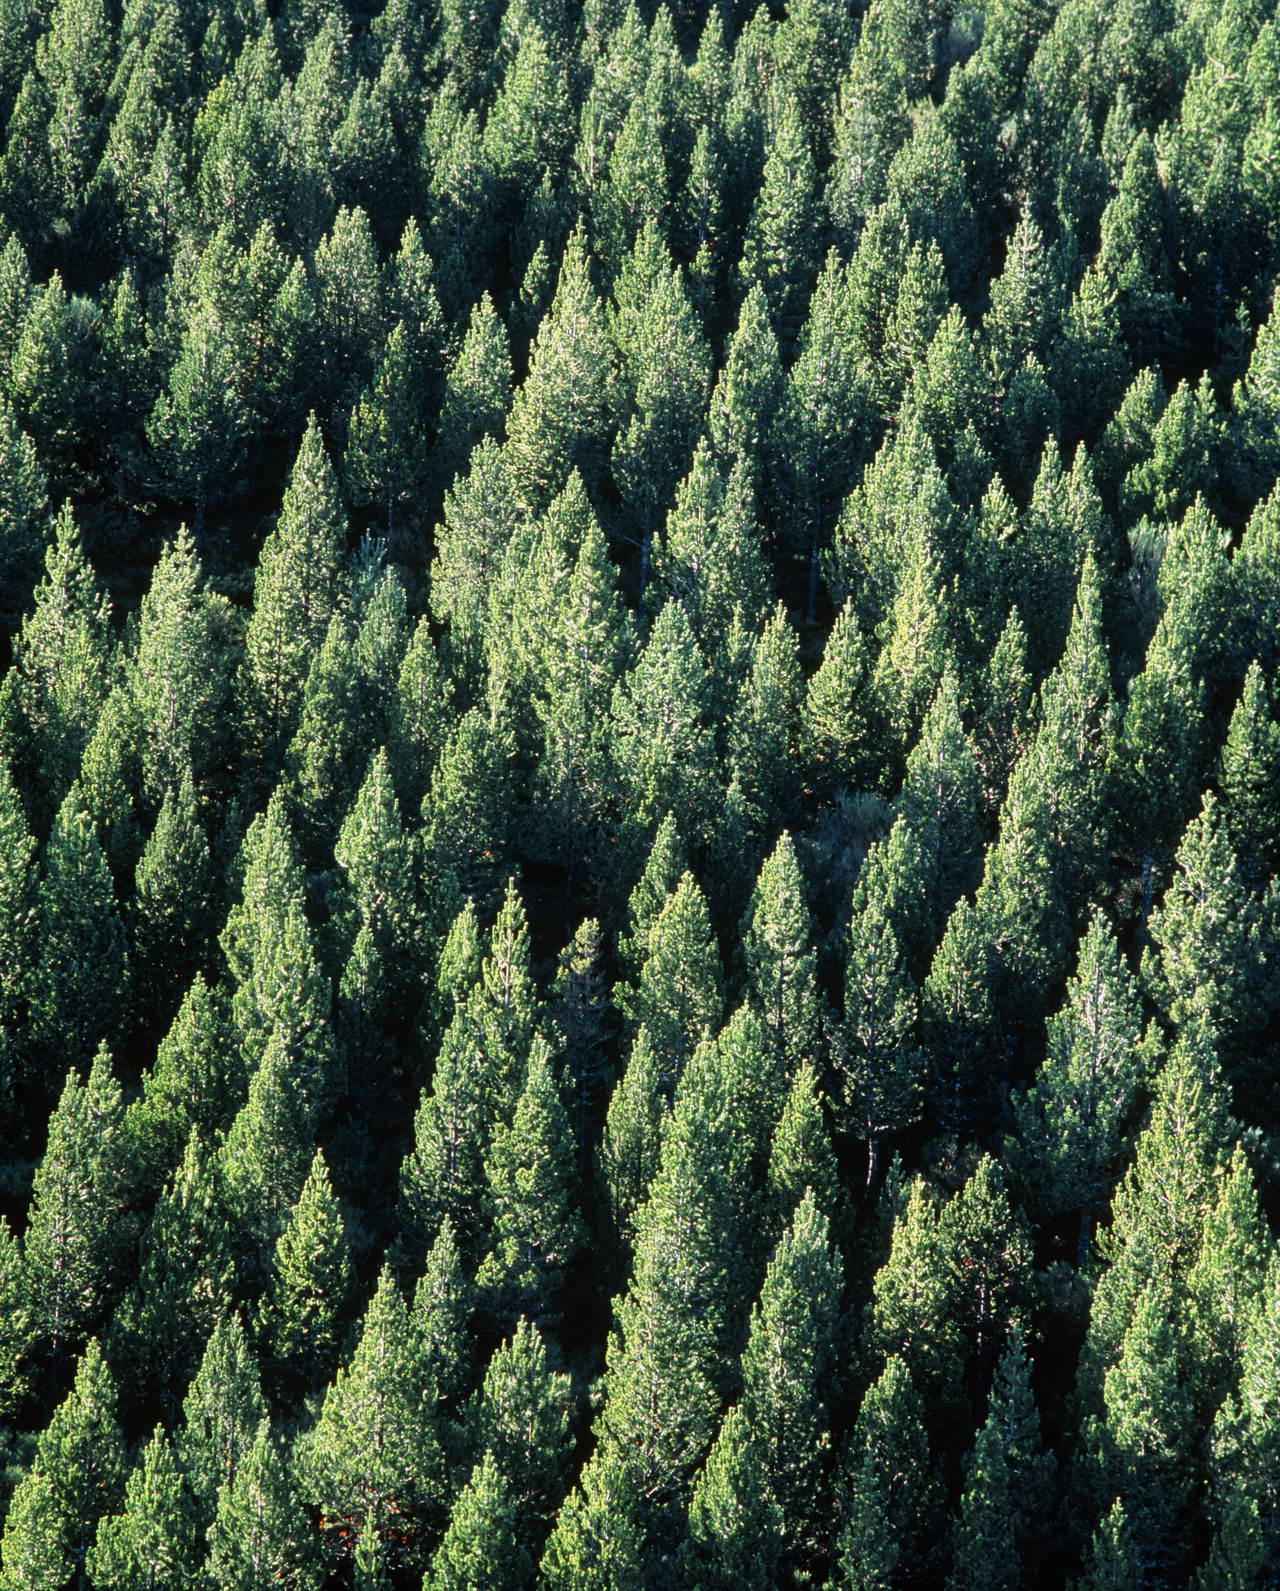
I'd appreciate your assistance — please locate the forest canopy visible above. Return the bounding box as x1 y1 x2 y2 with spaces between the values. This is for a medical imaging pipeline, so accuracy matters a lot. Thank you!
0 0 1277 1586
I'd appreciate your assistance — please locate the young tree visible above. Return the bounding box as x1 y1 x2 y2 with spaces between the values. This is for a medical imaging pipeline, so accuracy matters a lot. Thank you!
471 1317 574 1536
87 1425 200 1591
239 414 349 773
740 831 821 1074
24 1050 130 1378
0 1340 125 1591
297 1268 445 1583
622 872 722 1093
262 1149 356 1402
205 1419 322 1591
178 1312 268 1537
130 773 213 1031
428 1451 528 1591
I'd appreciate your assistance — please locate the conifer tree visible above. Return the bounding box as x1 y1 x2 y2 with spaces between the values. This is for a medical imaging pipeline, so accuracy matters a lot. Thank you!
297 1267 445 1582
0 753 34 1045
837 874 923 1189
345 321 428 539
471 1318 574 1534
609 600 717 865
387 616 454 818
623 872 722 1093
126 975 241 1200
767 1060 841 1240
398 1004 491 1266
708 281 784 473
837 1357 939 1591
599 1027 669 1269
205 1419 322 1591
262 1148 356 1401
178 1312 268 1537
740 1191 842 1558
0 1215 31 1424
949 1328 1055 1591
240 414 348 773
683 1404 784 1591
24 1049 130 1376
31 783 128 1075
505 222 613 515
617 811 686 980
802 600 873 799
1220 661 1280 887
130 772 213 1029
109 1131 235 1423
741 831 820 1072
413 1217 475 1410
0 1340 125 1591
479 1040 585 1330
429 1451 527 1591
87 1425 199 1590
3 503 112 822
737 95 820 354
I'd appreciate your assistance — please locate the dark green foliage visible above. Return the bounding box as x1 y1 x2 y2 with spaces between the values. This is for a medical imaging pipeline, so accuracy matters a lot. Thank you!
0 5 1272 1583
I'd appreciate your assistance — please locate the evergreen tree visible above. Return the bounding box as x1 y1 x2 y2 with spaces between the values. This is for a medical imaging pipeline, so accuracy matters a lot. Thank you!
837 1356 939 1591
741 831 820 1073
0 1340 125 1591
739 1190 842 1560
479 1040 585 1330
949 1327 1055 1591
205 1419 322 1591
345 320 428 539
297 1267 445 1582
737 95 820 354
471 1317 574 1535
130 772 213 1030
623 871 722 1093
434 291 512 489
413 1217 475 1409
240 413 349 774
599 1026 669 1268
262 1148 356 1401
428 1451 528 1591
87 1425 199 1591
24 1049 130 1376
108 1131 235 1423
767 1060 841 1239
178 1312 268 1537
683 1404 784 1591
1219 661 1280 887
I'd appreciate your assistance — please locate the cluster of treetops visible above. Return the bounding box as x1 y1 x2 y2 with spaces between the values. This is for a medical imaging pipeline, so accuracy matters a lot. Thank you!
0 0 1277 1585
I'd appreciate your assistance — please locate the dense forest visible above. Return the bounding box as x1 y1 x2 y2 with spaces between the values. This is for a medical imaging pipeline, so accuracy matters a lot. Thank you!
0 0 1275 1584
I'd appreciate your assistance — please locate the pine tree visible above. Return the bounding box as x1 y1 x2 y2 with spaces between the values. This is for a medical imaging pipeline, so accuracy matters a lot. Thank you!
837 872 923 1189
802 600 873 799
220 1024 315 1272
130 772 213 1030
178 1312 268 1537
610 598 718 866
471 1317 574 1533
0 1340 125 1591
617 811 686 981
263 1148 356 1401
737 95 820 355
741 831 820 1073
240 413 349 774
623 872 722 1093
387 616 454 818
0 753 34 1044
125 975 241 1199
1012 913 1146 1258
949 1328 1055 1591
479 1041 585 1330
0 1215 31 1424
429 1451 528 1591
87 1425 200 1590
837 1356 939 1591
434 292 512 489
0 392 48 626
108 1131 235 1424
1220 661 1280 887
345 321 428 539
129 523 226 803
4 503 113 823
708 280 784 473
505 222 613 516
766 1060 841 1240
412 1217 475 1408
599 1027 669 1268
398 1003 490 1266
896 669 983 946
205 1419 322 1591
285 611 366 860
740 1191 842 1558
683 1404 784 1591
24 1049 130 1376
297 1267 445 1581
